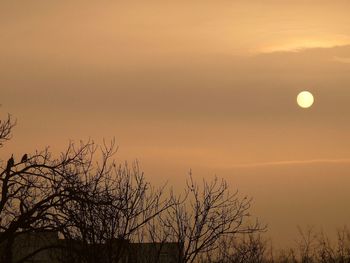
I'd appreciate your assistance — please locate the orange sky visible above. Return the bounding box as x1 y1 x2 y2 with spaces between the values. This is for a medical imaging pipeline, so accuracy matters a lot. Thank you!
1 0 350 248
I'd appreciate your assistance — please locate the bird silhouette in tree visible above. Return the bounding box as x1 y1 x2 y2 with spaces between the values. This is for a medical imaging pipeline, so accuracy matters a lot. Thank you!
6 154 14 174
21 153 28 163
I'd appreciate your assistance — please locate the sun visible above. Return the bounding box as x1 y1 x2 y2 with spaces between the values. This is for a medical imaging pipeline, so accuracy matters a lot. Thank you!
297 91 314 108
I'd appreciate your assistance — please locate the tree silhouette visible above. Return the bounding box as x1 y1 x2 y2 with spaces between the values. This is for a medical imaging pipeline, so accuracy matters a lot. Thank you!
159 173 264 263
0 114 98 262
0 112 262 263
56 141 173 263
0 143 97 262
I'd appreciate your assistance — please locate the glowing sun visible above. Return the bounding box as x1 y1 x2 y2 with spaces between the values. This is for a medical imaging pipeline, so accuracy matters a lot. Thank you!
297 91 314 108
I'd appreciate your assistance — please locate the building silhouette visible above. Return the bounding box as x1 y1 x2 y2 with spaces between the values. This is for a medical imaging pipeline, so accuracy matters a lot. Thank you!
0 231 183 263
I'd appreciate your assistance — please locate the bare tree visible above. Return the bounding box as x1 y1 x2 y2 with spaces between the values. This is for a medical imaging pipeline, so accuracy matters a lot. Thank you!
57 141 173 263
0 112 173 263
0 140 98 263
198 233 272 263
0 113 103 262
135 208 176 263
295 226 318 263
0 112 264 263
274 227 350 263
161 173 263 263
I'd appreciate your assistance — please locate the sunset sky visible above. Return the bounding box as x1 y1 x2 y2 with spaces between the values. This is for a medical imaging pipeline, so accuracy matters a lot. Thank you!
1 1 350 248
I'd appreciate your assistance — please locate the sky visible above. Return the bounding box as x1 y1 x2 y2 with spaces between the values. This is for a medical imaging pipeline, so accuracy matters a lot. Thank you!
1 0 350 248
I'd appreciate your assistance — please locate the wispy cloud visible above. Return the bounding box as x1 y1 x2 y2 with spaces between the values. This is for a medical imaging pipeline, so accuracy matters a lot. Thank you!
230 158 350 168
258 36 350 54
